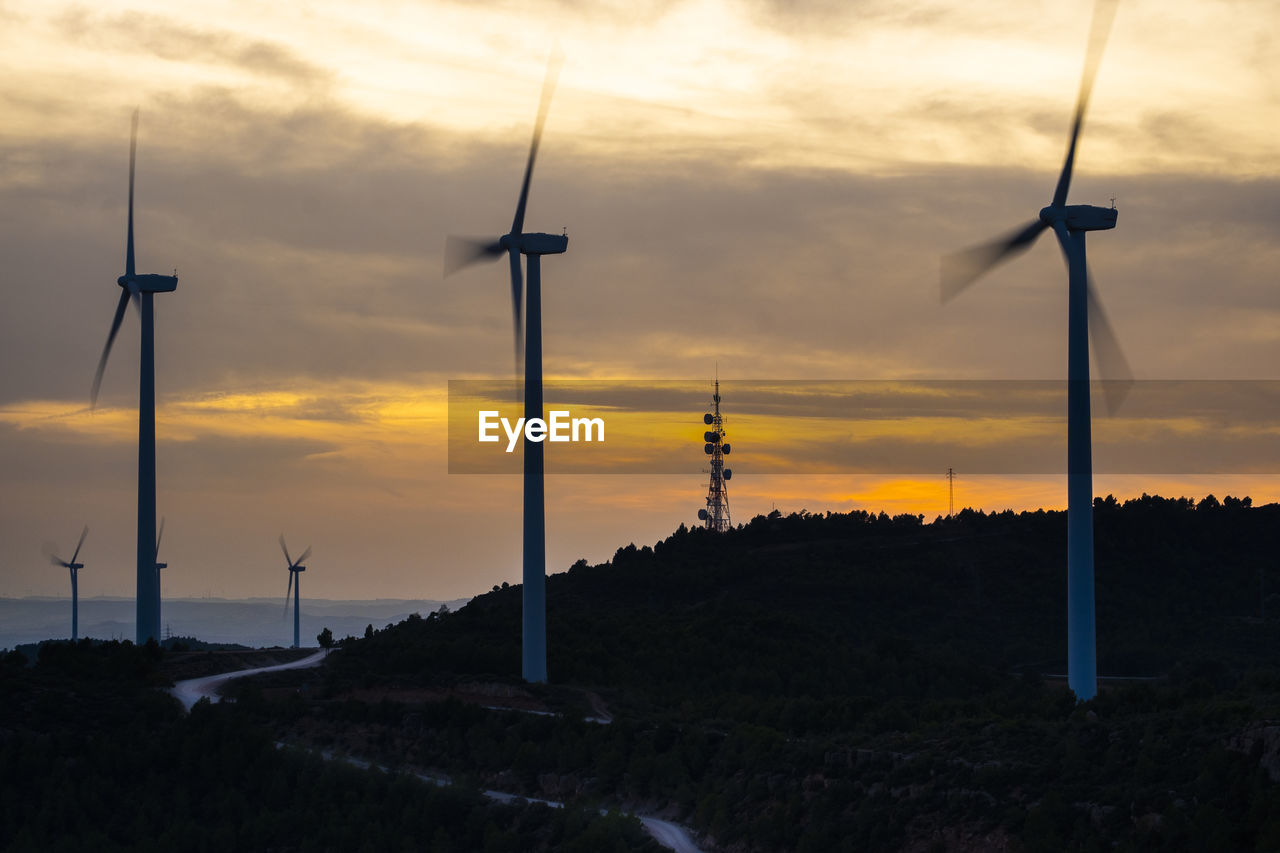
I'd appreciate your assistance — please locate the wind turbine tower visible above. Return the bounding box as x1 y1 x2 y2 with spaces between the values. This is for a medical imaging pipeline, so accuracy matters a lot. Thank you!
280 536 310 649
443 52 566 684
49 527 88 642
940 0 1130 701
91 109 178 645
698 380 733 532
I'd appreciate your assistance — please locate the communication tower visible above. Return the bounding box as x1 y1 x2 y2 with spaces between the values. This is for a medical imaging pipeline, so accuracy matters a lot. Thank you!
698 379 732 532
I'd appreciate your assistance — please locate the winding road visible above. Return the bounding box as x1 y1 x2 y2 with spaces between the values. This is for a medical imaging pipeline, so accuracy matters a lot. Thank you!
637 816 703 852
169 649 328 711
170 652 703 852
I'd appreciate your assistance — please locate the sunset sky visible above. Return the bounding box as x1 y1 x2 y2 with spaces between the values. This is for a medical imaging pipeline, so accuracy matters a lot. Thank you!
1 0 1277 604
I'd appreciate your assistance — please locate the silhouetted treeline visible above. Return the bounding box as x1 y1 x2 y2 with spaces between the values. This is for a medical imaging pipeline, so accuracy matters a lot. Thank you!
329 495 1280 709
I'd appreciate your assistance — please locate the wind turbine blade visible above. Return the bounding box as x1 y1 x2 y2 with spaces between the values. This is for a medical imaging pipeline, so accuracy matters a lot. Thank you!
295 546 311 566
91 288 132 406
70 525 88 565
127 108 138 277
284 571 294 617
940 220 1047 302
444 236 504 277
155 517 165 557
1050 0 1118 208
1087 273 1133 414
510 47 564 237
279 534 293 567
509 247 524 377
50 553 68 568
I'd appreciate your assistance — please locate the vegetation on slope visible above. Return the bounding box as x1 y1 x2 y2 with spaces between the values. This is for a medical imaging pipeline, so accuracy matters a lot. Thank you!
298 495 1280 851
0 641 662 853
6 496 1280 852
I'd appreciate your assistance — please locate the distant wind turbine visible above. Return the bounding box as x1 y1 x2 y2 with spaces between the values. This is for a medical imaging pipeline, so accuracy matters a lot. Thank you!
154 517 167 634
280 536 310 649
940 0 1129 701
49 526 89 642
443 51 567 684
91 108 178 645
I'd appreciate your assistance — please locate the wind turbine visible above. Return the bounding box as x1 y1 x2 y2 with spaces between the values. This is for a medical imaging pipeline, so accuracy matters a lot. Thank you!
280 536 310 649
940 0 1129 702
443 52 567 684
49 526 88 642
91 108 178 645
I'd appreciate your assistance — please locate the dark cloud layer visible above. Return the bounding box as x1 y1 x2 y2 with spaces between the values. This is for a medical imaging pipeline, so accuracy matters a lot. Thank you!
2 85 1276 415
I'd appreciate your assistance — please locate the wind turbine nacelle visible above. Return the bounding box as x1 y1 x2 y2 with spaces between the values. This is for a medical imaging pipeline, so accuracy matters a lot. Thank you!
118 273 179 293
503 232 568 256
1040 205 1117 232
155 562 167 570
294 565 306 573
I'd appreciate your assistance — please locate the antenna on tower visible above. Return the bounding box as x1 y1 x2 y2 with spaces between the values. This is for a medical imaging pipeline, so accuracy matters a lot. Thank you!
698 378 732 531
946 467 956 517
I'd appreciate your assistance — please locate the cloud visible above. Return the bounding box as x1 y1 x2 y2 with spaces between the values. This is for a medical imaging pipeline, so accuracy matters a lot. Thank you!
2 86 1276 420
741 0 964 37
53 9 333 89
442 0 682 25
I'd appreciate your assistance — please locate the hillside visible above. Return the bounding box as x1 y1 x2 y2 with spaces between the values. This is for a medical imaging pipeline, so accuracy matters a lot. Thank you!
0 641 662 852
295 495 1280 851
6 495 1280 852
327 494 1280 696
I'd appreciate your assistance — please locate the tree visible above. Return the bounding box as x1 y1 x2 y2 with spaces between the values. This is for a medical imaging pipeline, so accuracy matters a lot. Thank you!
317 627 334 649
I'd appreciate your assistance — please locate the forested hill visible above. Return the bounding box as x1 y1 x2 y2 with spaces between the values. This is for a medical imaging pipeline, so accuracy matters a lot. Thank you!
305 495 1280 851
332 494 1280 712
11 498 1279 852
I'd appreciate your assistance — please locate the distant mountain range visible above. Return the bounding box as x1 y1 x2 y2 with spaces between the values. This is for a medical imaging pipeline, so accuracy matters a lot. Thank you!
0 596 473 650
